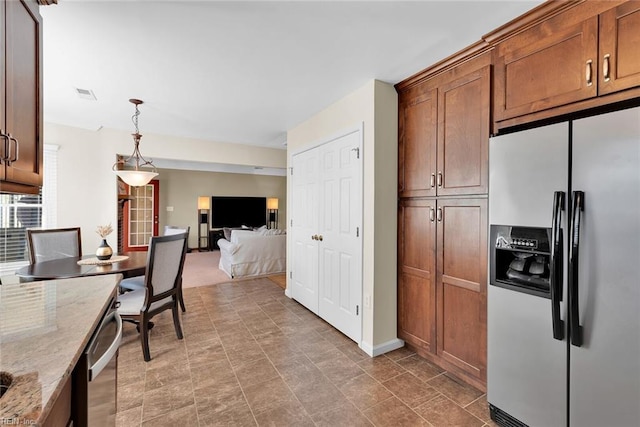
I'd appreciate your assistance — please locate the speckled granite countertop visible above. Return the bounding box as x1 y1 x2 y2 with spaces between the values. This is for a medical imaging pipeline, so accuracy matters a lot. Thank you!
0 274 121 425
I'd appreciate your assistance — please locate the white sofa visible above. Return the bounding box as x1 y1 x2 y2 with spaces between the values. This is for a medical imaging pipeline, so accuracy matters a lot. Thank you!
217 229 286 278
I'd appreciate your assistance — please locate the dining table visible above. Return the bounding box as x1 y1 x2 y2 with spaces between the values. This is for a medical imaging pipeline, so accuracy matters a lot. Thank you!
15 251 148 281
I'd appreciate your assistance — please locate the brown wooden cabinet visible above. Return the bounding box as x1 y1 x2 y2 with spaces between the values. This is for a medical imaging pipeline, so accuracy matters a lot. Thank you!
493 0 640 129
399 62 490 198
398 196 487 389
437 67 489 196
436 198 487 384
397 52 490 390
398 88 437 198
398 199 437 353
598 1 640 95
0 0 43 195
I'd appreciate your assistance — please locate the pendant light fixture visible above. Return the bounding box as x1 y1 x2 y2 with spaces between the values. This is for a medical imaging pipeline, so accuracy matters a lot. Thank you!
112 98 158 186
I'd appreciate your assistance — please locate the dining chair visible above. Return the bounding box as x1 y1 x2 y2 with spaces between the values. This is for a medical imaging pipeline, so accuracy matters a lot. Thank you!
26 227 82 264
119 226 189 312
116 231 188 361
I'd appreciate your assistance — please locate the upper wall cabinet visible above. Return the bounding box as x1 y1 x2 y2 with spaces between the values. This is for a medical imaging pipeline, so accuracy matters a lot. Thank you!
0 0 43 195
598 2 640 95
398 56 490 198
493 0 640 128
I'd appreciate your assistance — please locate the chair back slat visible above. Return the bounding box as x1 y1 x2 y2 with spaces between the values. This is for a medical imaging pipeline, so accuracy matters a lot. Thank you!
27 228 82 264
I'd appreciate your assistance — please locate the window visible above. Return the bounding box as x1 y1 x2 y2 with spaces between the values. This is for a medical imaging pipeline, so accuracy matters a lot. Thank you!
0 145 58 275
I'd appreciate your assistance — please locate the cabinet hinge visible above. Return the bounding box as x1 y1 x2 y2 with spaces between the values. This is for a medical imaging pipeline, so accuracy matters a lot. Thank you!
352 147 360 159
356 305 359 315
290 219 293 227
290 167 293 175
289 271 292 279
356 227 359 237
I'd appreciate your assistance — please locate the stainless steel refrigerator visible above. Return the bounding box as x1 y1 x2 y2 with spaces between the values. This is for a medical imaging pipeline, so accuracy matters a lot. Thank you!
487 106 640 427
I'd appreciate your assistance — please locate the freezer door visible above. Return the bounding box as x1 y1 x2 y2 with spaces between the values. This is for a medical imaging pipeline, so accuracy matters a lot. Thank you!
488 123 568 427
489 122 569 228
570 107 640 427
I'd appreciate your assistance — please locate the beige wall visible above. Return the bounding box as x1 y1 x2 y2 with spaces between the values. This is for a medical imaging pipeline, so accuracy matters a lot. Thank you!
158 169 286 248
44 122 287 252
286 79 399 354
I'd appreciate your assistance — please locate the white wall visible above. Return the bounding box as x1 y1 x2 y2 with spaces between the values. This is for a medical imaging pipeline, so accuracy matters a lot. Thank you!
286 79 399 354
44 122 287 252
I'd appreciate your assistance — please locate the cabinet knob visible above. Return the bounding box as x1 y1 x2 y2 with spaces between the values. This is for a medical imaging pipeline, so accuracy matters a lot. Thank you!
603 54 611 82
318 235 323 241
312 235 317 241
585 60 593 86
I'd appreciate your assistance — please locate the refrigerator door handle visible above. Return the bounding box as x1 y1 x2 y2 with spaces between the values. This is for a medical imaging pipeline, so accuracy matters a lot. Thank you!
550 191 565 340
569 190 584 347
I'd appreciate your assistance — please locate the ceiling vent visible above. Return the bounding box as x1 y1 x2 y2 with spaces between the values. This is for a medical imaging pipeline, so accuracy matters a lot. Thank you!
75 87 97 100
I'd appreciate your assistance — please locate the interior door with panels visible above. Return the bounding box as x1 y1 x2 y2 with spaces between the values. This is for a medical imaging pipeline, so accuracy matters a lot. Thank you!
436 198 487 382
398 86 437 198
398 198 437 353
598 1 640 95
290 147 320 314
317 130 362 342
437 66 489 196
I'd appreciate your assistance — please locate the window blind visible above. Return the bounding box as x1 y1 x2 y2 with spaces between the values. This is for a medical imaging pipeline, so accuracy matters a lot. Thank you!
0 144 58 276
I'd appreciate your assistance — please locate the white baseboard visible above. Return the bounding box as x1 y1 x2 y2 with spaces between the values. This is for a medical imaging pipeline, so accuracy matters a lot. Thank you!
284 287 291 298
359 338 405 357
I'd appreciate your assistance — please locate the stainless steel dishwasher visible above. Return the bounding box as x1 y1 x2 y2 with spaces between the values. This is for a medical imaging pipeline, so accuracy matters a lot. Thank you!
74 302 122 427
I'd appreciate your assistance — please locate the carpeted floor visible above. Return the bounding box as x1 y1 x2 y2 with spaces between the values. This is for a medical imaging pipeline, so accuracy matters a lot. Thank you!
182 250 286 289
182 250 230 289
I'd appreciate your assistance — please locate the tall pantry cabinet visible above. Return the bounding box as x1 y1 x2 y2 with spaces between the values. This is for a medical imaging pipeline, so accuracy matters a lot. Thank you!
396 52 489 390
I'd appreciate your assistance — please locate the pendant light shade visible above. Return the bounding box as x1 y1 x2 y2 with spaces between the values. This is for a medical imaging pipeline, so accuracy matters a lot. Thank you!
113 99 158 186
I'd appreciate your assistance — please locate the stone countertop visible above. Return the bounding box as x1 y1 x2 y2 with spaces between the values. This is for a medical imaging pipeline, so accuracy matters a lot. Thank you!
0 274 121 425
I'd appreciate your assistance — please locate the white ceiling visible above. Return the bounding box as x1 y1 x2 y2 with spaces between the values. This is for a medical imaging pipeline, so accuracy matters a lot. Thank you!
41 0 541 152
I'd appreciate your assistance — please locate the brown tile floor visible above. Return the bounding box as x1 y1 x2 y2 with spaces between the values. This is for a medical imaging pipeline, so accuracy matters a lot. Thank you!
116 278 496 426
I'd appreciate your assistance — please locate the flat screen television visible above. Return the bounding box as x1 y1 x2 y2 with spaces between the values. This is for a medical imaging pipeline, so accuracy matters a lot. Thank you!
210 196 266 228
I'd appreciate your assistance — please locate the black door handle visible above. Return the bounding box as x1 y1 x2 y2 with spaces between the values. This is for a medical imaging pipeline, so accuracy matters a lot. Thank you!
569 191 584 347
550 191 565 340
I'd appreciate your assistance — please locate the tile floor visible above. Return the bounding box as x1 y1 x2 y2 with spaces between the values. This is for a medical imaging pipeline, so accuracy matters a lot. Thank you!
116 278 496 426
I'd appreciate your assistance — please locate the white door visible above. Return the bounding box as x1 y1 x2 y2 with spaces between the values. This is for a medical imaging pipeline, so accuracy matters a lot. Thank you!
290 127 363 344
290 148 320 313
318 131 362 342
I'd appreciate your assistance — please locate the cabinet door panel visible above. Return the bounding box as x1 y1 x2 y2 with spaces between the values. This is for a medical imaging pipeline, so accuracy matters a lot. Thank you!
4 0 42 187
437 66 489 196
436 198 487 381
0 1 5 182
599 2 640 95
398 89 437 198
398 199 436 352
494 17 598 121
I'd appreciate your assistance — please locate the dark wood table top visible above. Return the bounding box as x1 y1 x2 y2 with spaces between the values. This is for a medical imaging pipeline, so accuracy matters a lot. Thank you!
15 251 148 281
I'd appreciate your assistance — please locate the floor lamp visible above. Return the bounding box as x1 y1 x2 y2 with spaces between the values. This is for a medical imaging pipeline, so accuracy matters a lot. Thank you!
198 196 210 251
267 198 279 229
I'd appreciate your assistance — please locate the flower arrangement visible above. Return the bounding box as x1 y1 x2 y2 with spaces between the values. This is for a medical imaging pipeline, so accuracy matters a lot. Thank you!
96 223 113 239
